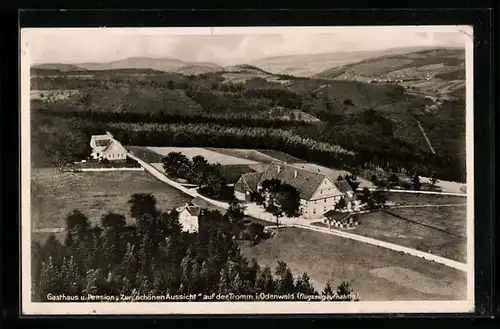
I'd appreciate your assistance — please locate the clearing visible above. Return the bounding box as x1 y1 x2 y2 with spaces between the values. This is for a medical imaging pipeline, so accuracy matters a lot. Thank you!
127 145 165 162
350 206 467 263
146 147 260 165
31 168 192 231
240 227 466 301
256 149 308 163
205 148 278 163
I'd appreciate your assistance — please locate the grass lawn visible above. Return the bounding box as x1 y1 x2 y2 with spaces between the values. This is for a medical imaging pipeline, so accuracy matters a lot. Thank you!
31 168 192 231
351 206 467 263
382 192 467 206
127 145 165 163
240 227 467 301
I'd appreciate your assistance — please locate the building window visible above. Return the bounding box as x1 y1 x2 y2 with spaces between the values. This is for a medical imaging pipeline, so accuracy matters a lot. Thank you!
313 209 316 214
324 199 326 203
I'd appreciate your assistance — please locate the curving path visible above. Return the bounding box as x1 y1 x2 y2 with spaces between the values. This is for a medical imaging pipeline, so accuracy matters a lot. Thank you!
128 152 469 273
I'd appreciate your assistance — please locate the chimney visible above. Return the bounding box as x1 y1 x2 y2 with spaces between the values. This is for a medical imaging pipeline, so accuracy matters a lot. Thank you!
294 170 298 179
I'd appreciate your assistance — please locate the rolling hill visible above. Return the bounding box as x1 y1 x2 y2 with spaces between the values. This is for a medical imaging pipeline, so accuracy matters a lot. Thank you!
31 63 86 72
249 46 446 77
314 48 465 99
32 57 223 74
30 46 467 182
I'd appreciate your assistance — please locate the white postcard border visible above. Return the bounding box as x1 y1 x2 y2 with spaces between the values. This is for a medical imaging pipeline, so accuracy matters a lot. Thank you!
21 25 475 315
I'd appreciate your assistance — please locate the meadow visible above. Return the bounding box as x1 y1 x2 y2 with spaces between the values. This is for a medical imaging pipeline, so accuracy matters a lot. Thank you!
31 168 192 231
145 146 259 165
351 206 467 263
240 227 467 301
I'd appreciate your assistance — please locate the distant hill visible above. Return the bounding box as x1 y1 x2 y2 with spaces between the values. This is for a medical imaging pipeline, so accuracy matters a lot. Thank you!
314 47 465 99
31 63 85 72
32 57 222 73
249 46 444 77
176 64 224 75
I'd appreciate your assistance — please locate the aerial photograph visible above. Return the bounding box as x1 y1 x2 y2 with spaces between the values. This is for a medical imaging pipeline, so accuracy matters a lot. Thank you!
23 26 471 311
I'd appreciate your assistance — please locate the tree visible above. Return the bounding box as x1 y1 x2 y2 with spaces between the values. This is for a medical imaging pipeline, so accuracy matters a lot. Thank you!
294 272 317 295
412 173 422 191
388 173 399 187
101 212 126 230
261 179 300 225
128 193 158 219
65 209 90 233
276 183 301 217
337 281 353 297
322 281 334 296
251 191 265 205
334 197 347 211
217 267 231 294
359 187 372 204
255 267 276 294
429 172 439 190
274 261 295 294
38 256 64 299
372 190 387 207
266 195 284 227
162 152 191 178
344 174 360 190
226 200 245 224
60 256 82 294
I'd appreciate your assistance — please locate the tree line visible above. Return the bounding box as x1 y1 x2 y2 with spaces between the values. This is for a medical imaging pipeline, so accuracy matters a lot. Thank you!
32 194 358 302
30 71 465 182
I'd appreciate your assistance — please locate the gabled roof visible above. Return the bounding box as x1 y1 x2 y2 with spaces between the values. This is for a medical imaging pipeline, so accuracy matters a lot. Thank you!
235 172 261 193
185 206 201 216
258 162 326 200
236 162 354 201
334 179 353 193
101 140 127 154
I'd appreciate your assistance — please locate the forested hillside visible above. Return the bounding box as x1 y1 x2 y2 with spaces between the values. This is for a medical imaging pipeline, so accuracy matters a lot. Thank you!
30 65 466 182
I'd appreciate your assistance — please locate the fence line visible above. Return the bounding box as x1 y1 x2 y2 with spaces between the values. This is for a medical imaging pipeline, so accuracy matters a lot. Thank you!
63 167 144 172
357 188 467 197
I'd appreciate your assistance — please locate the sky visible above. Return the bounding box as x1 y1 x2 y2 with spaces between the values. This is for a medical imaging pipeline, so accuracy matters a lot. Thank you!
22 26 469 66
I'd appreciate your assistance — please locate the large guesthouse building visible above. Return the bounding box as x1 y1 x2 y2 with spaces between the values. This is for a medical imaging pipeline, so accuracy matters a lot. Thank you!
234 162 358 219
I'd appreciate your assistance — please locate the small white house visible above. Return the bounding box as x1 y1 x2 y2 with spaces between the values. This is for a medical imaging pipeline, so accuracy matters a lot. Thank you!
176 203 202 233
90 132 127 162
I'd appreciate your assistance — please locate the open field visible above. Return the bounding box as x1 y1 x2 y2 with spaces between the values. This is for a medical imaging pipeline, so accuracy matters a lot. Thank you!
256 149 308 163
350 206 467 263
205 148 278 163
382 192 467 205
240 227 466 301
31 168 192 231
146 147 259 165
126 145 165 162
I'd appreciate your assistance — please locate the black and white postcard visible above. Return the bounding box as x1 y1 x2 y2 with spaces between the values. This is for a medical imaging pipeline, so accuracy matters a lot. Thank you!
21 26 474 315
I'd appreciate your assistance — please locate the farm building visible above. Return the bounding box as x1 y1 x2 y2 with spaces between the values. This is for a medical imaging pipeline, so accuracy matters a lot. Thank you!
90 132 127 162
234 162 361 219
176 202 202 233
